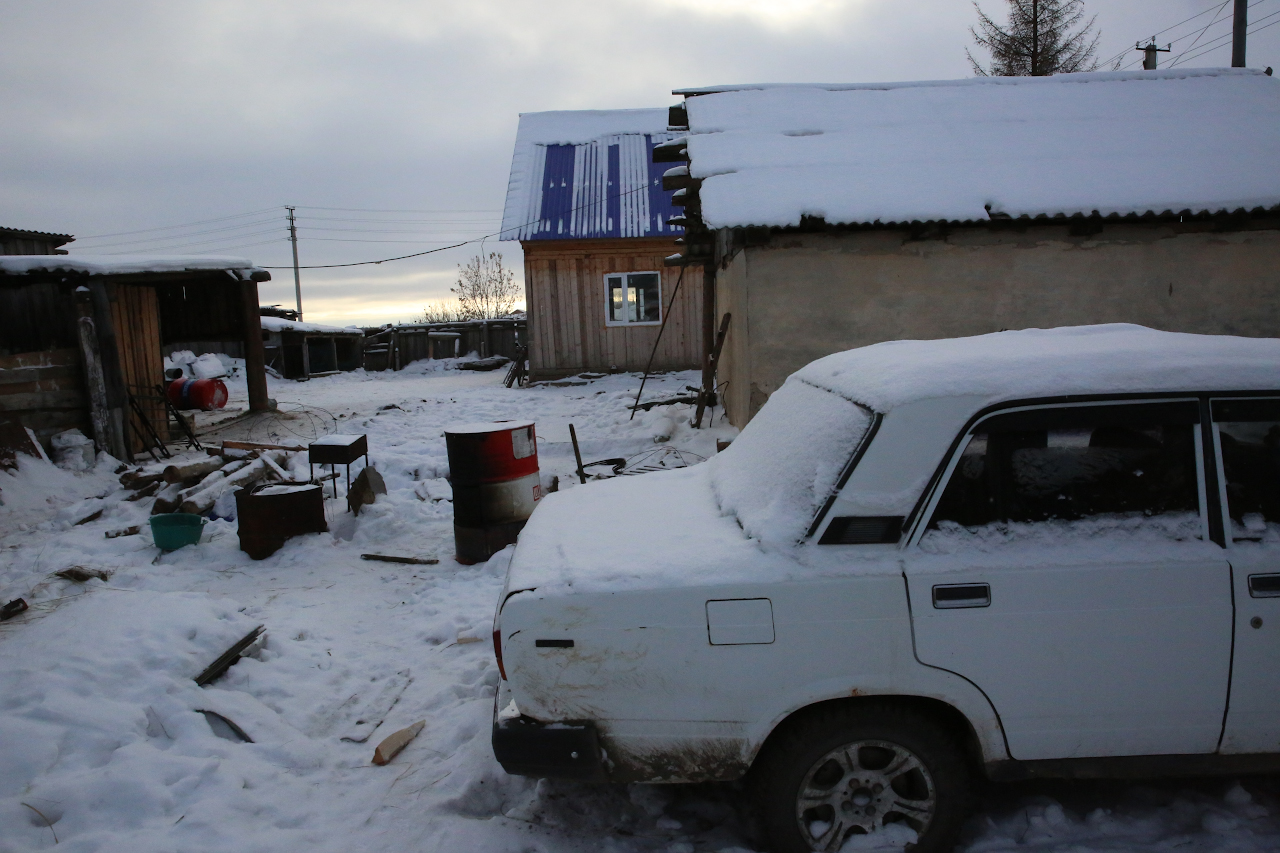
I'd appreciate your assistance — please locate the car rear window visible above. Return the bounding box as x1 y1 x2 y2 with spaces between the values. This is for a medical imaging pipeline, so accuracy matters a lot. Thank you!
710 379 872 544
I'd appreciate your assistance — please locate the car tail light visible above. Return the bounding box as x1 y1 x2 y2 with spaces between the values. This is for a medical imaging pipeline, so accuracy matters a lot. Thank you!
493 629 507 680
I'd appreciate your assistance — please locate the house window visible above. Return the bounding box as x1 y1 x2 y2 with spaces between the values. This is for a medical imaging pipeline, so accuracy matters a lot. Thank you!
605 272 662 325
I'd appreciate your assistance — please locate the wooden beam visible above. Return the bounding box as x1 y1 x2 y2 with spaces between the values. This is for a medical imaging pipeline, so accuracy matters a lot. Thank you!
74 286 115 457
240 280 271 412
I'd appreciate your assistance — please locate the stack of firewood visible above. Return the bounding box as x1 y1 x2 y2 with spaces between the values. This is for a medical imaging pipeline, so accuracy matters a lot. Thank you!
118 441 325 515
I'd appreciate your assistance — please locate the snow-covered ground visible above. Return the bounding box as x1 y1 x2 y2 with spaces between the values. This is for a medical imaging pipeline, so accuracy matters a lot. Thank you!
1 364 1278 853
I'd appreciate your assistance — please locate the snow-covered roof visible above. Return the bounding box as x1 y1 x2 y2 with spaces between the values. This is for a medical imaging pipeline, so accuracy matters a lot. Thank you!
795 324 1280 414
260 316 362 335
500 108 685 242
679 68 1280 230
0 254 267 279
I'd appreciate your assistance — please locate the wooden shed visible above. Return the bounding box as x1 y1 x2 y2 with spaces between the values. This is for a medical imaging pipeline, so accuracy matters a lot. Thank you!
261 317 363 380
0 256 272 460
500 109 702 380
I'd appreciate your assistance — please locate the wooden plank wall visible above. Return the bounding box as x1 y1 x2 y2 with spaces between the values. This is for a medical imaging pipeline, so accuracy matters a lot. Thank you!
109 284 167 454
522 238 700 378
0 348 89 449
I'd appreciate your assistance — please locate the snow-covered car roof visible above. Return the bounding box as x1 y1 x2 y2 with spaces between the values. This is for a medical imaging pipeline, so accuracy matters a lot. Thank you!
0 254 267 279
678 68 1280 229
795 324 1280 414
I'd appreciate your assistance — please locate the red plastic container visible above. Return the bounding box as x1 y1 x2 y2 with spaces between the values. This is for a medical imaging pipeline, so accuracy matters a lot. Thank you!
166 377 229 411
445 420 541 564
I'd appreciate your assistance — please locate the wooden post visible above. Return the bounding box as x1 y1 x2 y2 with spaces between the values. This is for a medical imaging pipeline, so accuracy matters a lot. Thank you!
240 280 271 412
87 281 130 459
74 286 115 456
1233 0 1248 67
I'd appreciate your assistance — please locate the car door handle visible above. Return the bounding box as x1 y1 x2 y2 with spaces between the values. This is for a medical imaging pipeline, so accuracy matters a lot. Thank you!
933 583 991 609
1248 573 1280 598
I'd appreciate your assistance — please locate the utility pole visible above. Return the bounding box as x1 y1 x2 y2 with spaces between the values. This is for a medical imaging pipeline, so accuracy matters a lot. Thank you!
1136 39 1171 70
287 206 303 321
1233 0 1248 67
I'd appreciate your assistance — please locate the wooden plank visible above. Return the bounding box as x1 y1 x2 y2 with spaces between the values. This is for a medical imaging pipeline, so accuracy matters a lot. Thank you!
0 348 79 371
0 364 80 387
0 389 87 411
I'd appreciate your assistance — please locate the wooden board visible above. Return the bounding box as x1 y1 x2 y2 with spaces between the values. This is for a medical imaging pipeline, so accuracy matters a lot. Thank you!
0 347 89 448
522 238 700 377
109 284 167 455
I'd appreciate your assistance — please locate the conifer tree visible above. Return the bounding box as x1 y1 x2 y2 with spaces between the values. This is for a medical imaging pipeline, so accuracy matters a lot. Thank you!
967 0 1101 76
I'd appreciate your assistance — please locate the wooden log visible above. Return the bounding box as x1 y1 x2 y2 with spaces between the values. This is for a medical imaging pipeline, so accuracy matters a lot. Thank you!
152 482 184 514
125 480 162 502
175 458 253 504
163 456 225 484
360 554 440 565
179 454 278 515
261 453 291 482
121 468 165 489
222 439 306 453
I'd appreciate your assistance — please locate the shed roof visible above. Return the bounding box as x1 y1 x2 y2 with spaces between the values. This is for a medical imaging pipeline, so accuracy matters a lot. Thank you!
0 254 267 280
500 108 685 242
0 226 75 243
794 324 1280 414
678 68 1280 230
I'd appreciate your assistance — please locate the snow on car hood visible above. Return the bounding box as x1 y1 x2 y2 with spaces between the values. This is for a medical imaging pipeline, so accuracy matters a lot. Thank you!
507 466 780 595
508 383 880 595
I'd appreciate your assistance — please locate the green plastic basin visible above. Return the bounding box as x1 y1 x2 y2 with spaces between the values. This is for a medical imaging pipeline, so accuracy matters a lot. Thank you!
150 513 206 551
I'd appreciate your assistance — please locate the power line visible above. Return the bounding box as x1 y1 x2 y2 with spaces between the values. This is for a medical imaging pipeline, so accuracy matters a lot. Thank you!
294 205 502 214
75 218 282 250
1169 0 1233 66
98 237 285 257
78 207 281 240
1175 8 1280 64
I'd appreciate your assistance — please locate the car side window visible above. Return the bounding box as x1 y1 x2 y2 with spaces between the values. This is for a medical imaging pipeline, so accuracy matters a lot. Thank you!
929 401 1201 529
1212 398 1280 542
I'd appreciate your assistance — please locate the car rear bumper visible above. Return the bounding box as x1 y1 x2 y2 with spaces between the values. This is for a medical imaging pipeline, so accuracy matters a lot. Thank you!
491 697 607 781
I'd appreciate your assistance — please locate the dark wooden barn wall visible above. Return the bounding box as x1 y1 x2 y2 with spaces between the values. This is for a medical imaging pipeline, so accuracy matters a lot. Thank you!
522 238 700 378
109 284 166 454
0 348 89 448
156 281 244 344
0 281 79 356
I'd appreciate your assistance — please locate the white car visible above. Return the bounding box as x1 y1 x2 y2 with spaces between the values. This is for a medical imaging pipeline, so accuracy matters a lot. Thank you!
491 324 1280 853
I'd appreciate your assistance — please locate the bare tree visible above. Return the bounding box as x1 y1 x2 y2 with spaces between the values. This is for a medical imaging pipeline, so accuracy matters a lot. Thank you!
414 301 466 324
452 252 520 320
967 0 1101 76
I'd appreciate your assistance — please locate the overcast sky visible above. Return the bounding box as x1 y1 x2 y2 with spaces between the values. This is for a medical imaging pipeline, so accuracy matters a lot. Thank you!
4 0 1277 325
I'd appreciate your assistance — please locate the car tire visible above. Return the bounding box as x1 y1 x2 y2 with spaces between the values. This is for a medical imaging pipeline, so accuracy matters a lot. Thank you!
752 702 973 853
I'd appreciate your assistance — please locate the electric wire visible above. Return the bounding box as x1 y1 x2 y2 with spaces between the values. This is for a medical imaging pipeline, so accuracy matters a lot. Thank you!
76 217 283 250
1173 7 1280 65
78 207 281 240
1169 0 1233 66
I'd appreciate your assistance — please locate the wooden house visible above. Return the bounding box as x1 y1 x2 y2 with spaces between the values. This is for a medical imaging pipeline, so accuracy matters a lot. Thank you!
664 69 1280 425
500 109 702 380
0 255 272 459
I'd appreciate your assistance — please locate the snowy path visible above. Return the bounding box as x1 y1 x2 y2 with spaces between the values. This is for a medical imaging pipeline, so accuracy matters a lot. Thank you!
1 366 1278 853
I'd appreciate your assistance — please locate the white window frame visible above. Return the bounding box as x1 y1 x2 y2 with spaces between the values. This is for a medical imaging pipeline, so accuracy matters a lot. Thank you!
604 271 663 327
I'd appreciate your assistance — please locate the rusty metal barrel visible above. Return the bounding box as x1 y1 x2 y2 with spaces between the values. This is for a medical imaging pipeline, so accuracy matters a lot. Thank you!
445 420 542 564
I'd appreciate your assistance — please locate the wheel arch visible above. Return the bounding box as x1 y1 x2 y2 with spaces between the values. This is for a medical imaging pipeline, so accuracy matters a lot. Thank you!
748 695 987 780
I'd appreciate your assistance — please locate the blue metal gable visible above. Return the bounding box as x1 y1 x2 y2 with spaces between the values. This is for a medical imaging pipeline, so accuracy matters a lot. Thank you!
516 134 684 241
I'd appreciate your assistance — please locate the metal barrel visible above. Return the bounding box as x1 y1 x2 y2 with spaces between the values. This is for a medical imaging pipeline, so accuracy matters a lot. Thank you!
445 420 542 564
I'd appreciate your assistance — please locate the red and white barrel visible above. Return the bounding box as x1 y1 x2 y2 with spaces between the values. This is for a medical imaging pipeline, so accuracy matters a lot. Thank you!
166 377 229 411
445 420 542 564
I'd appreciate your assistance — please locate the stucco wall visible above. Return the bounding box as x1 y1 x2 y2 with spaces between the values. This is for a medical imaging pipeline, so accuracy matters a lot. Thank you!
716 222 1280 426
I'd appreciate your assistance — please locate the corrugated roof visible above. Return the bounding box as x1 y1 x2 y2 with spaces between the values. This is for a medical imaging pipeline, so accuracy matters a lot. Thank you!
679 68 1280 230
0 255 265 279
500 109 684 242
0 226 74 242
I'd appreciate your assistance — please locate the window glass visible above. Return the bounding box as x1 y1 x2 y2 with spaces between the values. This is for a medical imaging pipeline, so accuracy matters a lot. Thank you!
607 275 625 323
605 272 661 324
930 402 1200 529
630 273 661 322
1214 400 1280 541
